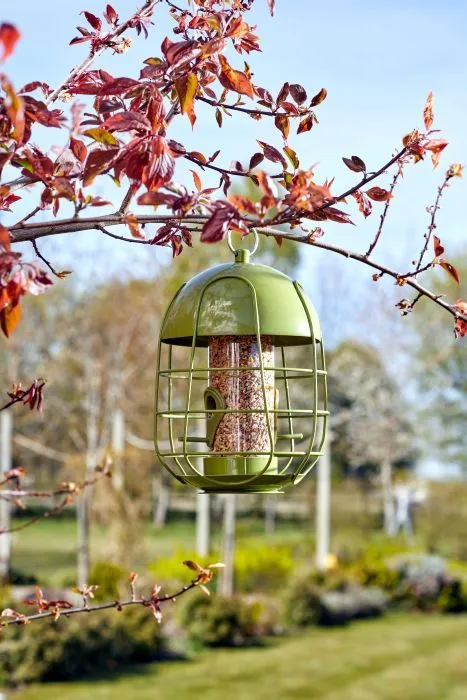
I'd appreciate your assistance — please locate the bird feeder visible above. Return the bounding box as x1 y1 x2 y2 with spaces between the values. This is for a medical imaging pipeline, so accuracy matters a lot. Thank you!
154 232 328 493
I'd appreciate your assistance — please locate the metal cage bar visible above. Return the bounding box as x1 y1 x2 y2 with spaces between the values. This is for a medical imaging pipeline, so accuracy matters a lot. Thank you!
155 276 328 491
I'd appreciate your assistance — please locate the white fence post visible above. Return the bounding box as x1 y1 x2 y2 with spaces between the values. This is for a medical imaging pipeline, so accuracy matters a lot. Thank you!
315 430 332 570
0 410 13 582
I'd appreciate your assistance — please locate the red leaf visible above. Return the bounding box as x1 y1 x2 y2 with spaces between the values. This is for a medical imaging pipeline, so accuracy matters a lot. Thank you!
83 11 102 31
267 0 275 16
137 192 176 206
208 149 220 164
433 235 444 257
18 81 50 96
342 155 366 173
103 112 151 133
274 114 290 140
324 206 354 225
0 23 20 61
249 152 264 170
425 138 448 168
98 77 140 96
439 260 460 284
201 203 238 243
104 4 119 26
289 84 307 105
124 213 143 239
255 169 278 203
297 114 315 134
352 191 372 218
191 169 202 191
276 82 289 105
0 224 11 251
218 55 254 99
163 39 201 70
310 88 327 107
83 149 118 186
188 150 207 164
423 91 434 131
454 300 467 338
257 140 287 168
70 137 87 164
227 194 257 215
366 187 392 202
0 301 21 338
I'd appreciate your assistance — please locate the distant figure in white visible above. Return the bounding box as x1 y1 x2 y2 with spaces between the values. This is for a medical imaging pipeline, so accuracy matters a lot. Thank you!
391 482 427 536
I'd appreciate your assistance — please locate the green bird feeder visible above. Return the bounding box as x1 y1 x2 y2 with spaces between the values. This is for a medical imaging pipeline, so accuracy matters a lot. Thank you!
154 232 328 493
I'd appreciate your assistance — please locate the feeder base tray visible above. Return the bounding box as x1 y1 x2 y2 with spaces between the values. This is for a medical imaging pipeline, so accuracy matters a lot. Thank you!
181 474 294 494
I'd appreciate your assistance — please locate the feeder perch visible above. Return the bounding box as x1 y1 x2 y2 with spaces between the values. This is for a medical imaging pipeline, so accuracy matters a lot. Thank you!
154 232 328 493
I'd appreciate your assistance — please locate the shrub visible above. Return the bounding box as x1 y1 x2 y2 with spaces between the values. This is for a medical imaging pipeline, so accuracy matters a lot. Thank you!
394 555 466 613
88 560 126 601
149 544 294 594
7 567 38 586
148 550 213 587
0 606 168 686
179 593 265 648
437 579 466 614
284 568 387 627
241 594 285 637
234 544 294 593
348 555 402 593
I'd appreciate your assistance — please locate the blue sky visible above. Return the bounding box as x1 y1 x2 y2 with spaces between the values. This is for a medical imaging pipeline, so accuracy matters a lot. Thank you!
3 0 466 319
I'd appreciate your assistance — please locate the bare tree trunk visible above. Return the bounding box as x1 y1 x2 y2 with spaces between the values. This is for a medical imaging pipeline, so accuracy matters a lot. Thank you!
219 494 236 597
316 431 332 570
77 366 99 587
77 482 91 587
264 495 276 535
196 492 210 557
0 411 13 583
111 408 125 491
153 472 171 527
381 458 395 536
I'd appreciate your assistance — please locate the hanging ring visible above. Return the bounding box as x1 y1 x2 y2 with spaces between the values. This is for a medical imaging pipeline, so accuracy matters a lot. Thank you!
227 228 259 257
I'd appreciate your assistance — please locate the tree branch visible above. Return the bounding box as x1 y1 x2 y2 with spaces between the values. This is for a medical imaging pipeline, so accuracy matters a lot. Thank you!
10 214 208 244
197 95 308 119
46 1 160 106
1 563 223 627
0 461 111 535
255 226 467 323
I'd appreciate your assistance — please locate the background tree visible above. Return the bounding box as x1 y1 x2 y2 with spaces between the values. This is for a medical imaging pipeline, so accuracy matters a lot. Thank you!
412 254 467 475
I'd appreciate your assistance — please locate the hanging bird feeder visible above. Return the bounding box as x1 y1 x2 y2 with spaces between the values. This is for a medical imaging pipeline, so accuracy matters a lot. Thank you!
154 232 328 493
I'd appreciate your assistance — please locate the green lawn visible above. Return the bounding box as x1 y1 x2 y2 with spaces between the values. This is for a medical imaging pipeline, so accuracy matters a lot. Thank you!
12 614 467 700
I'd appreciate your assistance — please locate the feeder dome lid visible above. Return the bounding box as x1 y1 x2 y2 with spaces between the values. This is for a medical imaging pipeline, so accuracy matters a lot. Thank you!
160 258 322 346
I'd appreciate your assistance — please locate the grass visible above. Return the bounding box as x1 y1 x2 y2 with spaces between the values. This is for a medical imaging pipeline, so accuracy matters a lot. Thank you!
13 614 467 700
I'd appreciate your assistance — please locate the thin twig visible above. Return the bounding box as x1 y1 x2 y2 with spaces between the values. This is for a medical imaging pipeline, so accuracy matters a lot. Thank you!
0 583 197 627
184 154 282 179
414 170 452 272
0 464 111 535
31 240 62 278
0 380 46 413
365 164 403 257
197 95 307 119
